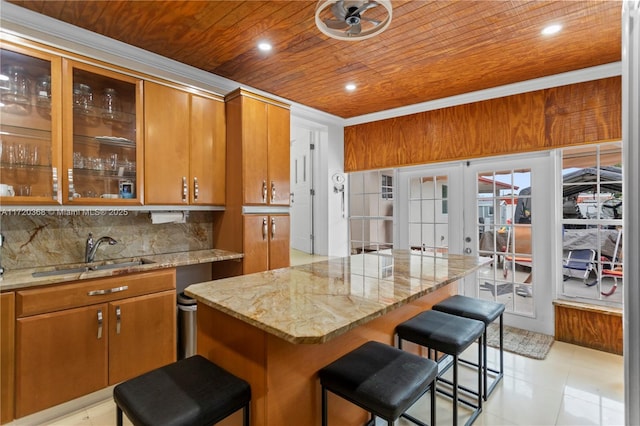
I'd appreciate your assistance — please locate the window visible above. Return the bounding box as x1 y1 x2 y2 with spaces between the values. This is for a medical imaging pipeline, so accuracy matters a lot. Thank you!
559 142 623 306
381 174 393 199
349 170 394 254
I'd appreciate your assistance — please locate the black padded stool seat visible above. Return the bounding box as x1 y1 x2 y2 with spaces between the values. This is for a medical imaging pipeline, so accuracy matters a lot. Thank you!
396 310 484 426
433 295 505 399
319 341 438 426
113 355 251 426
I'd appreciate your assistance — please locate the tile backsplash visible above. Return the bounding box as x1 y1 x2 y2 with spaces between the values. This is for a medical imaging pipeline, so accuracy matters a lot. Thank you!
0 211 214 270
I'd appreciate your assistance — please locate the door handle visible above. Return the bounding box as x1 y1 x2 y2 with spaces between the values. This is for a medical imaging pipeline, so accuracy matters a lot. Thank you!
115 306 121 334
182 176 188 202
262 217 268 240
193 177 199 201
97 309 103 339
271 217 276 239
262 180 267 203
271 181 276 203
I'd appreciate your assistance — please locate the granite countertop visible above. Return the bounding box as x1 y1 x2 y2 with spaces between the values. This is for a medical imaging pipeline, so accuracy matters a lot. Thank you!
0 249 243 291
186 250 491 344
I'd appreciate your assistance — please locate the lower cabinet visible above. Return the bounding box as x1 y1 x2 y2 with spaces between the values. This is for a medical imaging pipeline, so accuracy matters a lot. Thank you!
243 214 290 274
14 269 176 418
1 292 15 425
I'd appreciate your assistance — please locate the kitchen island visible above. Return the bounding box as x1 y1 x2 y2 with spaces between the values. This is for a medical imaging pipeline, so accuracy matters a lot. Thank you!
186 250 490 426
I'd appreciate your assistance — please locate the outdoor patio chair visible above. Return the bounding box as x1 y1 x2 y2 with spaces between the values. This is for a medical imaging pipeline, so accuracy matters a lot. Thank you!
601 230 623 296
562 248 597 286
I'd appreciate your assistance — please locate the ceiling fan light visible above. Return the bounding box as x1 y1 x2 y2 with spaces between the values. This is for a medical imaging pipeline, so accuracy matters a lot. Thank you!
315 0 392 41
258 41 273 52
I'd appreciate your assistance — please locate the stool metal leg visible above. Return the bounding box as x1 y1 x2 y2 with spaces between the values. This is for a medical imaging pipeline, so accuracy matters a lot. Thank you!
322 386 328 426
453 354 458 426
243 402 250 426
116 407 123 426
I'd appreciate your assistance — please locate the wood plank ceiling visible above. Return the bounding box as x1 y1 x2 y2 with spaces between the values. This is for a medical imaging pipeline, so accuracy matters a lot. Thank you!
7 1 621 118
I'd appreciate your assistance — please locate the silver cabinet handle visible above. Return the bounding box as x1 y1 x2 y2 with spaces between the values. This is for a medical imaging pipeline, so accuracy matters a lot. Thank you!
97 309 103 339
87 285 129 296
271 217 276 239
182 176 188 202
115 306 121 335
67 168 75 201
271 181 276 203
262 180 267 203
193 177 199 201
262 217 267 240
52 167 58 200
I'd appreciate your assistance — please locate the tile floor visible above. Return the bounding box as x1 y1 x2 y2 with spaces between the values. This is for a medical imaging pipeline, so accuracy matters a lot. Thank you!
8 250 625 426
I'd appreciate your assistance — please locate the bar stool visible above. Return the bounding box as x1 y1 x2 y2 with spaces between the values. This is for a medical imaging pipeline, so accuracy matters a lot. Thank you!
113 355 251 426
319 341 438 426
433 295 505 399
396 310 484 426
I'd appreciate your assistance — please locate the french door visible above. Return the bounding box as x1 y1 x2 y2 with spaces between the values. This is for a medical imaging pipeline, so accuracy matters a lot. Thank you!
397 153 554 334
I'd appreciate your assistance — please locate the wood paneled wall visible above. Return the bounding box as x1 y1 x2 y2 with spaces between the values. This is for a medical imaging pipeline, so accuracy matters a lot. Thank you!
344 77 621 172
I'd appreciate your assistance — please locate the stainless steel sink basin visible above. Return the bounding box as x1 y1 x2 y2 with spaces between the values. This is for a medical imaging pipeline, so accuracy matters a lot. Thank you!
89 259 154 271
32 258 155 278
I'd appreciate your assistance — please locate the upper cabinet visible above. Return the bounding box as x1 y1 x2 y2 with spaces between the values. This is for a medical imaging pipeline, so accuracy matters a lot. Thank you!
0 42 62 205
225 89 290 206
0 39 143 205
144 81 225 205
63 60 144 204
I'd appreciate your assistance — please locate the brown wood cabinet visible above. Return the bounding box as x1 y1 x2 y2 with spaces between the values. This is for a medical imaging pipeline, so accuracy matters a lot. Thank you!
1 292 15 425
243 215 290 275
213 89 291 276
144 82 225 205
14 269 176 418
225 89 290 206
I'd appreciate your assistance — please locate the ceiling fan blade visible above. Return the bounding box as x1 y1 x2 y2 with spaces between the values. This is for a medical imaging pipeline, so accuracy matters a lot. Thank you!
361 16 381 26
324 18 349 29
347 22 362 35
353 1 378 16
331 0 347 19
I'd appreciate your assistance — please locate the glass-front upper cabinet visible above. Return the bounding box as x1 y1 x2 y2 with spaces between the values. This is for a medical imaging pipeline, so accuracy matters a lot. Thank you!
62 60 143 204
0 42 62 204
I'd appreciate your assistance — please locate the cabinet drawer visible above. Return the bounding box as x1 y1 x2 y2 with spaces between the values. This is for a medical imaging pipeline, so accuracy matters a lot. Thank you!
16 269 176 317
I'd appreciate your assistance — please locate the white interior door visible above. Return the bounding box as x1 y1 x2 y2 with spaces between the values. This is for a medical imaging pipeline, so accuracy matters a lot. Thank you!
462 154 554 335
290 128 313 253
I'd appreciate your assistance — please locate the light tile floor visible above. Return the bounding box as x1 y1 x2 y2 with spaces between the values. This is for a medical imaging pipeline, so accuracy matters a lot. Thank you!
9 250 625 426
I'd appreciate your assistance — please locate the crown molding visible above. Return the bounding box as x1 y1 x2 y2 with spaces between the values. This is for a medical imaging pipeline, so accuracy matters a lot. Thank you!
345 62 622 126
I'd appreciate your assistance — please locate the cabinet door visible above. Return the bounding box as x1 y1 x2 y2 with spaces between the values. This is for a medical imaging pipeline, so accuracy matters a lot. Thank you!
63 59 143 204
15 304 108 417
1 293 15 424
243 215 270 274
190 94 225 205
242 96 268 205
267 104 290 206
0 42 62 205
269 214 290 270
109 290 176 384
144 81 190 204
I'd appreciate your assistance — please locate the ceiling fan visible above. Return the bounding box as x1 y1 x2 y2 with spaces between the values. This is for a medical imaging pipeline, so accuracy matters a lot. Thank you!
315 0 392 41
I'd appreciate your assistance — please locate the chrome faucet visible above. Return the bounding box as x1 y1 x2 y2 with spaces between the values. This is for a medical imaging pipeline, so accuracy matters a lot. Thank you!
85 232 118 263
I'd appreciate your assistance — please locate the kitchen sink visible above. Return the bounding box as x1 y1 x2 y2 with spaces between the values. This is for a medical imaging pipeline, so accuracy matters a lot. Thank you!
32 258 155 278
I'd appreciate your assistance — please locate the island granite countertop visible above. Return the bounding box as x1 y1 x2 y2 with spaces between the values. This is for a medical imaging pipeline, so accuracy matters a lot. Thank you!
0 249 243 291
186 250 491 344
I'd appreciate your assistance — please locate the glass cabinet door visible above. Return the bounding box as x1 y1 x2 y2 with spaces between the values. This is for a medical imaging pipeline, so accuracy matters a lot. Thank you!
0 44 62 204
63 60 143 204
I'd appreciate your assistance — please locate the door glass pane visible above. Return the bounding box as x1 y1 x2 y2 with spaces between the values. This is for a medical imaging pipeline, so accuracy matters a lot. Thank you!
349 170 394 254
71 67 137 199
406 174 448 256
0 48 54 200
560 143 623 305
476 169 533 316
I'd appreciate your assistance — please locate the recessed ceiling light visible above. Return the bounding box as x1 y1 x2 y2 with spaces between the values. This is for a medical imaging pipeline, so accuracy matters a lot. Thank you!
345 83 357 91
541 24 562 36
258 42 272 52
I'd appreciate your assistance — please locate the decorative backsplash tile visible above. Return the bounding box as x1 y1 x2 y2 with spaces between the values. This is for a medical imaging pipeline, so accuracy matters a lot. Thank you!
0 211 214 270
